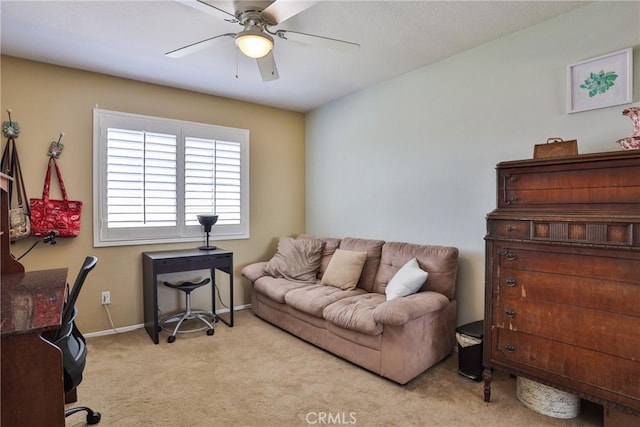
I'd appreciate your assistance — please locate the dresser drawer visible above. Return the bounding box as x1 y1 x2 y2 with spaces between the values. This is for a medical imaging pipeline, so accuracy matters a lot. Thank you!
531 221 638 247
494 243 640 284
496 267 640 317
155 254 231 274
495 296 640 359
488 216 640 247
492 329 640 409
487 220 530 239
497 155 640 210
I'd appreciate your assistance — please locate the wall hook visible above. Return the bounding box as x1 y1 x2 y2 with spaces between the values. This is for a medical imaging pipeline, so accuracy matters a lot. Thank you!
2 109 20 138
48 132 65 158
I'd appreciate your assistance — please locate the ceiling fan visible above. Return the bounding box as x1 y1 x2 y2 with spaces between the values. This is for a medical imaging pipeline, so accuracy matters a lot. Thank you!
166 0 360 82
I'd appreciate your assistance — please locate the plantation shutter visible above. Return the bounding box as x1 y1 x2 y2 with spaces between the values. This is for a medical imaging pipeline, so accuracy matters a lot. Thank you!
106 128 177 228
94 108 249 247
184 137 241 226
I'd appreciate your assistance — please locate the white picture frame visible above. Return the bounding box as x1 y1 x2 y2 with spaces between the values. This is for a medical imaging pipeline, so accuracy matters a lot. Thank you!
567 48 633 114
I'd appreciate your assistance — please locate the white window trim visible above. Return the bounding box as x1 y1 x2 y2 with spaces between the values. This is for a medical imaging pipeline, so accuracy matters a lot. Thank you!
93 108 250 247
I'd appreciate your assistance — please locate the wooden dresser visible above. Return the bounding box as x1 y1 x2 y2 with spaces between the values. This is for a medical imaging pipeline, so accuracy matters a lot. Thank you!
482 151 640 414
1 173 68 426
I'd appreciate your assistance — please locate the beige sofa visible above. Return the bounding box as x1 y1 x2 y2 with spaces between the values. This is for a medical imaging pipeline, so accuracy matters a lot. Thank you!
241 236 459 384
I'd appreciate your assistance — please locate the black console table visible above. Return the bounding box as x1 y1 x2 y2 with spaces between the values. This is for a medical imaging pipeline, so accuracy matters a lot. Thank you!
142 248 234 344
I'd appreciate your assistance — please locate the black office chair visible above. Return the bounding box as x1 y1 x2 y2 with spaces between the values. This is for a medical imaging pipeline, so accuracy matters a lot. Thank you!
52 256 102 425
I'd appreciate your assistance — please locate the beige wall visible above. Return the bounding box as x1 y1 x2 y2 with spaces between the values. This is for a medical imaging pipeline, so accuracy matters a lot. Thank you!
1 56 306 333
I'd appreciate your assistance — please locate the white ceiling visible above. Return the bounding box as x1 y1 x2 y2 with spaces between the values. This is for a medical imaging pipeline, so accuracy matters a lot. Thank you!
1 1 591 112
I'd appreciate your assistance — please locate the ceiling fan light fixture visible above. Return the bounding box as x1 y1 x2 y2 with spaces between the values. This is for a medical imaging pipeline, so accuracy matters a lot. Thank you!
235 30 273 59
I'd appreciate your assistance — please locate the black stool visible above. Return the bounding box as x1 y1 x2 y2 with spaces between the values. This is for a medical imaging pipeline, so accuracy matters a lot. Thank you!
159 278 217 343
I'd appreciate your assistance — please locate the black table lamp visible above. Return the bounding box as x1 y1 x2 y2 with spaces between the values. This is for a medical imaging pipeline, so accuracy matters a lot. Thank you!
197 214 218 250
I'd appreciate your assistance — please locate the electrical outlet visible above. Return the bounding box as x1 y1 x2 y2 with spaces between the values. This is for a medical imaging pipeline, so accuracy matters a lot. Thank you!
101 291 111 305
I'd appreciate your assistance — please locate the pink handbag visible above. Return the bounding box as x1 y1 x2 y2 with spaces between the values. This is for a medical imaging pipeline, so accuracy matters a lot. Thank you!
30 157 82 237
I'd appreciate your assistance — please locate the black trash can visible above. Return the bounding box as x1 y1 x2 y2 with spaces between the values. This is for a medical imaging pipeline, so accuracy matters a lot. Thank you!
456 320 484 381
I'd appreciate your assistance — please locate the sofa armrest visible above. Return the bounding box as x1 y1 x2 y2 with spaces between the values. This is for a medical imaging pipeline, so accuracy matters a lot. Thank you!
241 262 269 282
372 291 450 326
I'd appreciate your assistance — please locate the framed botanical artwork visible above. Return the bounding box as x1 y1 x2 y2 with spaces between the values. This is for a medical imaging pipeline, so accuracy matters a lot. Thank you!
567 48 633 113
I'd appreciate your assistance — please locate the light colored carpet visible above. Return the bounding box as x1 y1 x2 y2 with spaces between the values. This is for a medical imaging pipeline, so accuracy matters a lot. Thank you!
67 309 602 426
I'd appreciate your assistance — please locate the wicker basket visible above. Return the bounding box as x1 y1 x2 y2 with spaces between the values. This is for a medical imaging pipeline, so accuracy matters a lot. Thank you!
516 377 580 419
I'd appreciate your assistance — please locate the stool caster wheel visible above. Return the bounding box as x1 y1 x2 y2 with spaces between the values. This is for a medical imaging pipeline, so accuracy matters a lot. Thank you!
167 335 176 343
87 411 102 425
207 328 214 336
66 407 101 425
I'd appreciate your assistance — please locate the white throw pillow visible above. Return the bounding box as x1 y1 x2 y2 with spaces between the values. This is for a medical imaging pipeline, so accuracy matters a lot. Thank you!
385 258 428 301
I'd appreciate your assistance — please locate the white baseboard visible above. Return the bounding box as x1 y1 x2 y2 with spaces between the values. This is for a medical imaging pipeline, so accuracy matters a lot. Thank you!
84 323 145 338
84 304 252 338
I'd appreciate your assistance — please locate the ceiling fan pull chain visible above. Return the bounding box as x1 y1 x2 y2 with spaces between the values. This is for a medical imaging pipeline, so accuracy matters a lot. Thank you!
235 47 239 79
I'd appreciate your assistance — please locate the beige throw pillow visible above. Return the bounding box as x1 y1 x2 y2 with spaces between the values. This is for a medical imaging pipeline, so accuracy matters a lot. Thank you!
263 237 324 282
320 249 367 290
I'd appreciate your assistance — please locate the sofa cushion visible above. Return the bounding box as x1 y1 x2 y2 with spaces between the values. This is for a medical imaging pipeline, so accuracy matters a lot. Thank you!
339 238 385 292
320 249 367 290
323 293 385 336
263 237 324 282
284 284 366 318
385 258 428 300
253 276 313 304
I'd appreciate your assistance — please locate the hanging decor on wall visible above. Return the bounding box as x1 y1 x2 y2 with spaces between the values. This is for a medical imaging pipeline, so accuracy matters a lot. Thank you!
567 48 633 113
1 109 31 241
616 107 640 150
30 133 83 238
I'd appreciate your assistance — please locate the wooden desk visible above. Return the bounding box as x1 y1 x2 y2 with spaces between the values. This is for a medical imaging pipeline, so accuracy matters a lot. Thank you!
142 248 234 344
1 268 68 427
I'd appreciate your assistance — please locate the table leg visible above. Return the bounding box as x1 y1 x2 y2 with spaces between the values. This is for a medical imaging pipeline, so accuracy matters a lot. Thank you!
143 257 159 344
229 267 234 326
212 266 234 327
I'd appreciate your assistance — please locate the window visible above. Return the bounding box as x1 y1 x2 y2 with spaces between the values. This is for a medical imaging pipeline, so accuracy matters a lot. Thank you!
93 109 249 247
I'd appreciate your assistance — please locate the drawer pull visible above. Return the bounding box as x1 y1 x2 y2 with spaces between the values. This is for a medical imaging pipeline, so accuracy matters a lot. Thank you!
503 174 519 205
504 308 516 318
500 249 517 261
506 278 517 287
504 344 515 353
507 225 515 232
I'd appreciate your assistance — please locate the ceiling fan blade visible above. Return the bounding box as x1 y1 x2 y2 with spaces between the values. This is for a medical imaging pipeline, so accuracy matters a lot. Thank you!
277 30 360 52
165 33 235 58
262 0 319 24
256 51 279 82
175 0 237 22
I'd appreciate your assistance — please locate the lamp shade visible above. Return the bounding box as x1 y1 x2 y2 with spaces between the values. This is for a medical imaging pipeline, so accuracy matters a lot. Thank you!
197 214 218 232
235 30 273 59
